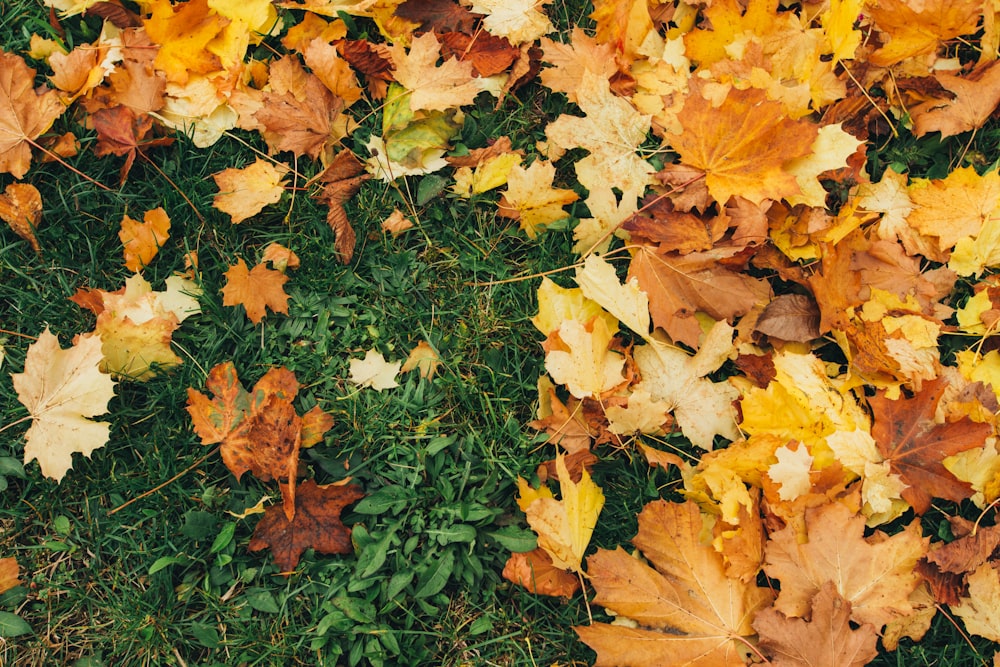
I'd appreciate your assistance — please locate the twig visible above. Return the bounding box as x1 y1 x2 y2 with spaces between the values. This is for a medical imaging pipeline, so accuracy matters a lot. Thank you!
108 446 218 515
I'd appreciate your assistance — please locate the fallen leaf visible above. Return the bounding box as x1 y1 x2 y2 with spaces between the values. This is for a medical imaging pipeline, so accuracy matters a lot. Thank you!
0 558 20 595
248 479 364 573
870 378 991 513
911 61 1000 138
469 0 553 45
501 548 580 597
313 149 370 263
348 349 400 390
261 243 300 272
754 294 822 342
522 453 604 572
753 581 880 667
0 183 43 253
497 159 579 238
380 208 414 235
91 105 174 184
11 328 117 482
763 500 927 629
119 207 170 272
664 86 818 206
950 563 1000 642
576 500 772 666
0 50 66 179
221 258 290 324
401 340 441 379
388 32 482 111
212 159 289 224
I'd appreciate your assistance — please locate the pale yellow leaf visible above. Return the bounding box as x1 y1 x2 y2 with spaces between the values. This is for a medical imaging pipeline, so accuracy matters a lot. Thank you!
348 349 400 390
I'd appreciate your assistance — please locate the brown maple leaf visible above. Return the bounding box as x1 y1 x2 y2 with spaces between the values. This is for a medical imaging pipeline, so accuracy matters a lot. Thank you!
186 361 252 445
870 378 991 514
221 258 290 324
501 547 581 598
763 500 927 629
0 50 66 179
248 479 363 573
627 243 770 349
438 31 519 77
911 61 1000 138
754 581 880 667
395 0 480 34
313 149 370 263
576 500 773 666
92 106 173 184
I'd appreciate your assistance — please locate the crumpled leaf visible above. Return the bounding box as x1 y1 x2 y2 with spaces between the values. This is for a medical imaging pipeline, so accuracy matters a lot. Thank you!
12 328 117 482
522 452 604 572
248 479 364 573
0 183 43 253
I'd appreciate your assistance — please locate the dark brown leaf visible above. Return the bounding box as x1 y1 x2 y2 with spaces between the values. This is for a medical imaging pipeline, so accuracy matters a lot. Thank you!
248 479 364 573
754 294 822 342
395 0 480 34
313 150 370 263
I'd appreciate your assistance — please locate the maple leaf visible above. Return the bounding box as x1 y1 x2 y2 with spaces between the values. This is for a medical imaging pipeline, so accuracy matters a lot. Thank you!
911 61 1000 138
763 500 927 629
388 32 482 112
753 581 880 667
664 86 818 206
497 159 579 238
539 29 618 105
576 500 772 666
627 243 770 349
468 0 554 45
261 243 300 272
254 56 355 162
951 563 1000 642
870 378 991 514
212 159 289 224
11 328 117 482
544 316 625 400
0 183 43 253
0 50 66 179
72 274 200 380
91 106 174 184
221 258 290 324
906 166 1000 256
394 0 479 34
119 207 170 272
544 72 654 200
143 0 227 84
633 323 741 450
401 340 441 380
866 0 982 67
248 479 364 573
522 453 604 573
302 39 364 105
348 349 400 390
437 31 520 78
186 361 252 445
501 547 581 598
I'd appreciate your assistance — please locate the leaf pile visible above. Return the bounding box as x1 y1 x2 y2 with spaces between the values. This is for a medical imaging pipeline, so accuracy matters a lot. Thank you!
6 0 1000 662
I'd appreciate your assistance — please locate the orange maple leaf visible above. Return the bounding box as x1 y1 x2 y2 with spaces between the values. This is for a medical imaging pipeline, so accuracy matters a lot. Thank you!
665 86 818 206
576 500 773 666
221 258 290 324
248 479 364 573
870 378 991 514
119 207 171 272
911 61 1000 138
0 183 43 253
0 50 66 179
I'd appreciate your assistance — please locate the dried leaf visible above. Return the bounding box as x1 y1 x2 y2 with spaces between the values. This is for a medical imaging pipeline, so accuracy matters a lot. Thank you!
0 50 66 179
221 258 290 324
212 159 289 224
0 183 43 253
119 207 170 272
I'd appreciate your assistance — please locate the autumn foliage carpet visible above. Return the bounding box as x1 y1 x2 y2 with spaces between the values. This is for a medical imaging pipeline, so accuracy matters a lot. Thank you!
7 0 1000 665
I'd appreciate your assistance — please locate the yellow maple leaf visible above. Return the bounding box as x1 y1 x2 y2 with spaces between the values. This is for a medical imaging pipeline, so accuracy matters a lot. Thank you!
544 72 655 199
822 0 864 63
119 207 171 272
951 564 1000 642
11 328 117 481
497 160 579 238
388 33 482 112
575 253 650 337
523 453 604 572
531 277 616 337
544 317 625 399
144 0 228 84
907 166 1000 255
469 0 554 45
212 159 289 224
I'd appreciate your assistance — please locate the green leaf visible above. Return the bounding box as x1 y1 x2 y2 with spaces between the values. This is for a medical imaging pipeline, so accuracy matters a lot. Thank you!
414 549 454 598
352 485 413 515
149 555 189 575
209 521 236 554
180 510 218 541
332 596 376 624
429 523 476 545
190 622 220 648
0 611 31 637
486 525 538 552
244 587 281 614
417 174 448 206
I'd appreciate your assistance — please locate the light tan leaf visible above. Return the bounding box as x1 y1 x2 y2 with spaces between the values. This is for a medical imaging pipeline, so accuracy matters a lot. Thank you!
348 349 400 390
0 51 66 179
388 32 482 111
401 340 441 379
12 328 117 482
212 159 289 224
951 563 1000 642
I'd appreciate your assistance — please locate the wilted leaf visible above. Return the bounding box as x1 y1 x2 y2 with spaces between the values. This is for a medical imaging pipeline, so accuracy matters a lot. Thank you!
502 547 580 597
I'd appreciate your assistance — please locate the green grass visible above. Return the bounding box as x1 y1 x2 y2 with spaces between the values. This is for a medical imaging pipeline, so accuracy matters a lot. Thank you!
3 1 1000 666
